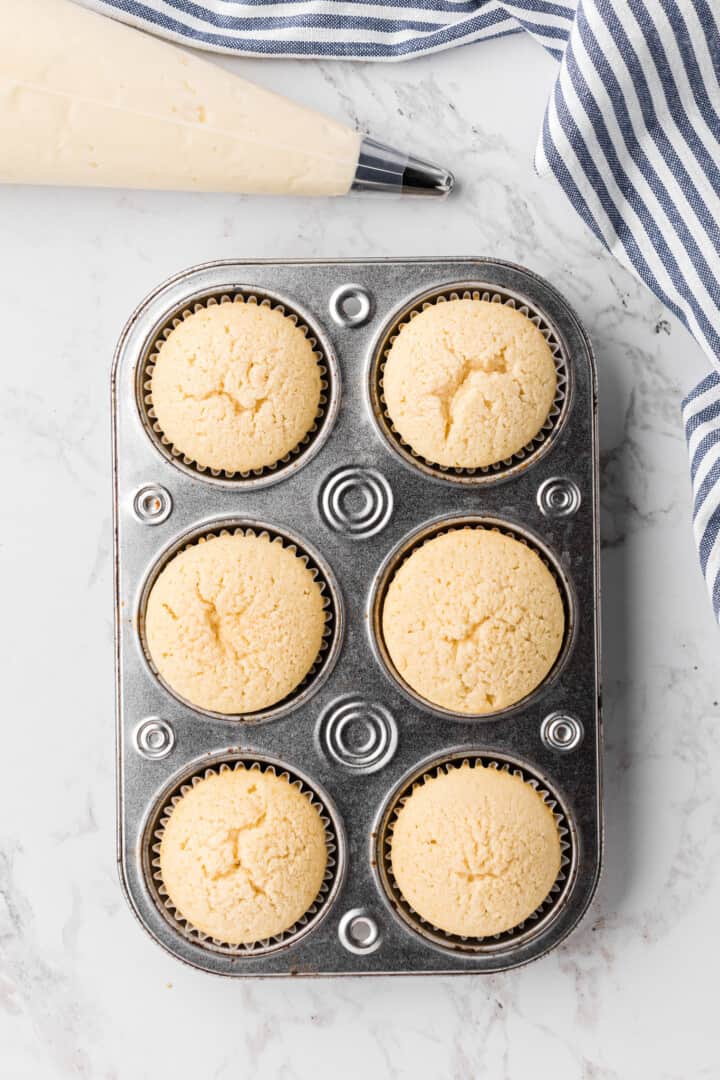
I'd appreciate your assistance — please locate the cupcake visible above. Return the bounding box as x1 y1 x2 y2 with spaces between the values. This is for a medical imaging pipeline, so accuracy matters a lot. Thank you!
382 298 557 468
389 762 562 937
159 766 328 945
150 300 322 473
381 528 564 714
145 531 326 714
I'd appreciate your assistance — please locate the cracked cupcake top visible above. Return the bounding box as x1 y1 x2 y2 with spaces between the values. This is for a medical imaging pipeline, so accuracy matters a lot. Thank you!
159 767 328 945
389 763 562 937
150 300 322 473
145 532 326 714
381 528 564 714
382 298 557 468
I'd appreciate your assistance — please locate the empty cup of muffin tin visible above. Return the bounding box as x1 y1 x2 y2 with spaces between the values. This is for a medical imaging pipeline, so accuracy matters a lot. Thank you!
113 258 601 976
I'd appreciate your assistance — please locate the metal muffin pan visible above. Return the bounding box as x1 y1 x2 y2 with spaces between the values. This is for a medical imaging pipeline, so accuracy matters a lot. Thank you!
112 258 602 976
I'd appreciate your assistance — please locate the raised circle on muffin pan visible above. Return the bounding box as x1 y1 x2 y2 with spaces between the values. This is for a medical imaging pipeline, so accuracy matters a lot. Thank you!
142 753 346 958
318 466 394 540
372 749 576 956
368 514 576 721
317 694 399 772
135 288 340 489
136 518 344 723
368 282 570 485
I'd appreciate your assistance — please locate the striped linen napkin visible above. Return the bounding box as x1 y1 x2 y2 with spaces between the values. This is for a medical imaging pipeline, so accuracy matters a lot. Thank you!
86 0 720 623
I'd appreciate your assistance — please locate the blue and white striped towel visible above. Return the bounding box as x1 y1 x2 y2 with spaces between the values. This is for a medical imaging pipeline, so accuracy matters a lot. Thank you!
87 0 720 622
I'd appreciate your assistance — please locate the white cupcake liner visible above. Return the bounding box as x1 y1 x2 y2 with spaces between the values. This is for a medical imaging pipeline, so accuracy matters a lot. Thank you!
146 757 343 957
372 286 569 483
138 291 332 483
138 521 341 722
372 517 574 721
377 753 574 954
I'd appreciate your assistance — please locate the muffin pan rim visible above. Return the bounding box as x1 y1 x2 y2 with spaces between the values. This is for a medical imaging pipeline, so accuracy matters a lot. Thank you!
367 279 572 486
134 284 342 489
114 256 601 977
368 512 577 722
134 515 345 724
371 747 578 957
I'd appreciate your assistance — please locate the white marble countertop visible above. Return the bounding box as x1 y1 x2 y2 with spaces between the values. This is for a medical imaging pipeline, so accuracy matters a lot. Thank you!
2 30 719 1080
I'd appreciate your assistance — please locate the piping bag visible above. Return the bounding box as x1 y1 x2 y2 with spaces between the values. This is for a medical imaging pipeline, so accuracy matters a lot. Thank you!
0 0 453 198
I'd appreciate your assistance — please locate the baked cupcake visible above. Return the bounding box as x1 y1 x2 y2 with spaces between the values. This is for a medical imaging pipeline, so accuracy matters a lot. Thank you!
145 531 326 714
389 762 562 937
160 766 328 945
381 528 564 714
150 300 322 473
382 298 557 468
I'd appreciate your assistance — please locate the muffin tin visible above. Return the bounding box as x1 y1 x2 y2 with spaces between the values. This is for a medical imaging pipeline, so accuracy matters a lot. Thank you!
112 258 601 975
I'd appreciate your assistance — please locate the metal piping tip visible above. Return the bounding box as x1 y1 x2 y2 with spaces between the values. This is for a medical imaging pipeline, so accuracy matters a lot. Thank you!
400 153 455 197
351 136 455 198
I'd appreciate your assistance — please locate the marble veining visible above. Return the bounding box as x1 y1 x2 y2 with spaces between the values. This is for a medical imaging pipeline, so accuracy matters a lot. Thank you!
1 30 718 1080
